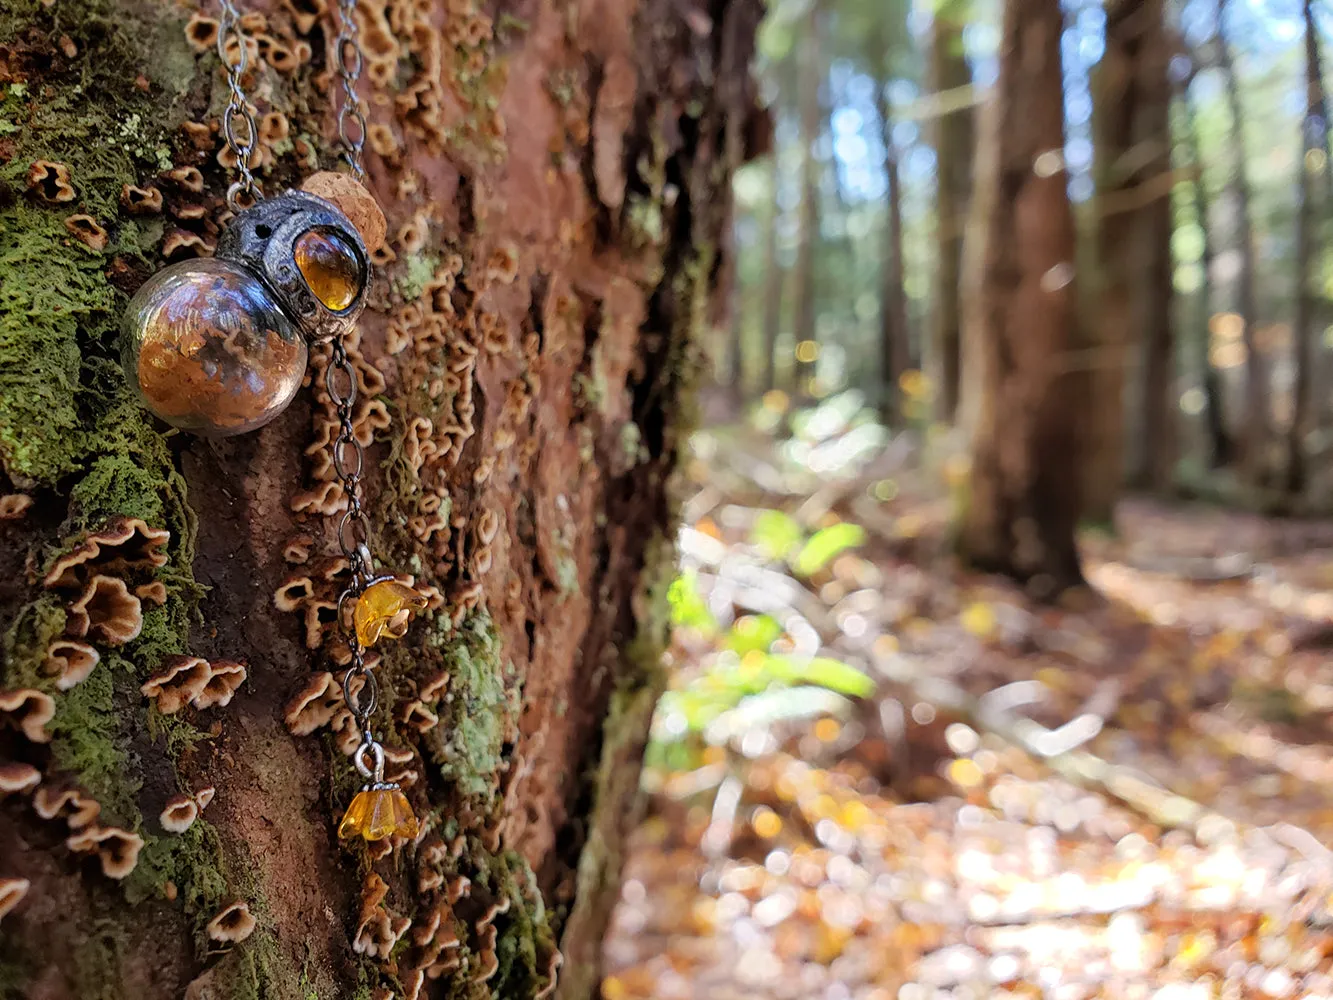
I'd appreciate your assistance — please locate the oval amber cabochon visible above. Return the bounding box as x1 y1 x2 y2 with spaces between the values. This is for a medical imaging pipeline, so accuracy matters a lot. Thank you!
294 228 362 313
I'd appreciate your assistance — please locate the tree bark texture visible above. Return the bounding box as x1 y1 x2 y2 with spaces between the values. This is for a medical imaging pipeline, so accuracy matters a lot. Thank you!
956 0 1085 596
1216 0 1269 483
0 0 761 997
1286 0 1324 495
790 0 823 394
1086 0 1174 516
927 3 972 424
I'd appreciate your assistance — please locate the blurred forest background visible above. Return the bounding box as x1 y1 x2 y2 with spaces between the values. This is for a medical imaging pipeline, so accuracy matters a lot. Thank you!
601 2 1333 997
712 0 1333 585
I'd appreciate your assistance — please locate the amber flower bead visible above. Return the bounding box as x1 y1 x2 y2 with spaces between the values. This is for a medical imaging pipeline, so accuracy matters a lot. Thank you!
121 258 307 436
295 229 361 312
354 580 429 647
338 786 418 841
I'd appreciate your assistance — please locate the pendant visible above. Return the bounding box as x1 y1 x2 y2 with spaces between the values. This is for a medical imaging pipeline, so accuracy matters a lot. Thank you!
338 732 418 842
121 190 371 436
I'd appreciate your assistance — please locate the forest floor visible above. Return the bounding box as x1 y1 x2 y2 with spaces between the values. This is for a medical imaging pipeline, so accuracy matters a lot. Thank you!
600 410 1333 1000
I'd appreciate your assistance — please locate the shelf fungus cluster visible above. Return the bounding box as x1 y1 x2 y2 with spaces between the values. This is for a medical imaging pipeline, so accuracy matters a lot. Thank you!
41 516 171 653
140 655 248 714
0 515 246 894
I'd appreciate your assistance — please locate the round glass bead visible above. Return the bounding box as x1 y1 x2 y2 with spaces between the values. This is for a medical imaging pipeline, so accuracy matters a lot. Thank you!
121 258 308 437
294 229 362 312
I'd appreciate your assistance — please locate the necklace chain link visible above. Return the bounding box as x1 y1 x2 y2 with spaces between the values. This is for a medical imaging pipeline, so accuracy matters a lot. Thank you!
217 0 261 211
334 0 368 181
212 0 380 745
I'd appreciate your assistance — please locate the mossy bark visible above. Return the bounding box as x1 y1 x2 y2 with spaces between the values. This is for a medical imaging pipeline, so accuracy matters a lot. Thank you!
0 0 762 996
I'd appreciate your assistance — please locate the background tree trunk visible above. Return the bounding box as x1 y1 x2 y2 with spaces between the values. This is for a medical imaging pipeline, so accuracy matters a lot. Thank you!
1216 0 1269 484
1179 62 1233 469
928 2 973 424
878 61 909 427
1086 0 1174 518
760 157 784 393
791 0 825 395
0 1 761 998
1286 0 1325 495
956 0 1085 597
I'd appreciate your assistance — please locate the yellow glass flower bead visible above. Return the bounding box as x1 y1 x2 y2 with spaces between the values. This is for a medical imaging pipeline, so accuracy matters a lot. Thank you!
353 580 429 647
337 786 419 841
294 229 362 312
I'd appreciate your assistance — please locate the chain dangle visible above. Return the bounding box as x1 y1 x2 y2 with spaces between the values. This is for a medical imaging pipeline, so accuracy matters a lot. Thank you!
201 0 419 842
326 337 378 743
333 0 368 181
216 0 262 211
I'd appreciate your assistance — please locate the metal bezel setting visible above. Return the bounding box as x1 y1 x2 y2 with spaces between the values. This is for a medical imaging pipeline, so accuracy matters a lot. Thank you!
215 189 371 343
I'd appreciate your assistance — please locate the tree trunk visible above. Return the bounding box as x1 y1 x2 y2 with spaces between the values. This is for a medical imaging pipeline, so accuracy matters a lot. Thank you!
0 0 761 998
1179 66 1232 469
928 3 973 424
879 67 909 426
1085 0 1175 518
760 157 783 393
791 0 824 395
956 0 1085 597
1216 0 1269 484
1286 0 1324 495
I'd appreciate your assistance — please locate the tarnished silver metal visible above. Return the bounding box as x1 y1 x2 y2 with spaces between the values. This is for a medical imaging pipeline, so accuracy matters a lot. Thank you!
353 734 385 783
333 0 368 181
327 332 380 739
217 0 260 211
215 190 370 343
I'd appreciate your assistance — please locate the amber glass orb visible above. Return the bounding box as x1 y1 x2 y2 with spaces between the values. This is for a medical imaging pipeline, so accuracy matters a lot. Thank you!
122 258 307 436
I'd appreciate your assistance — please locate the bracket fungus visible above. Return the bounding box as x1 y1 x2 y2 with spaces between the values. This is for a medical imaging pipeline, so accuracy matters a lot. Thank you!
284 671 342 735
0 494 33 519
34 785 101 828
121 183 164 214
206 900 257 944
0 689 55 743
44 639 100 690
27 160 76 203
66 575 143 645
0 879 30 921
135 580 168 606
194 659 247 710
43 517 170 590
64 214 108 252
160 794 200 834
0 762 41 795
67 825 144 879
140 656 211 714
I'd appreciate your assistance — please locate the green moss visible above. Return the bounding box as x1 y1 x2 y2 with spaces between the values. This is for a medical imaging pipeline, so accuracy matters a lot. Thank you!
127 818 227 914
424 612 518 803
46 664 140 823
71 920 128 1000
472 849 557 1000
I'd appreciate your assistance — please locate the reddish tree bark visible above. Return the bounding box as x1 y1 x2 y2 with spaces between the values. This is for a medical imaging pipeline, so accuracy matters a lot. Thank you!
0 0 762 997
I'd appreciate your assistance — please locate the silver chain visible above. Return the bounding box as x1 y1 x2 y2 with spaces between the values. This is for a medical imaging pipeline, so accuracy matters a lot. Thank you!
333 0 368 181
326 0 378 756
327 338 378 742
217 0 261 211
213 0 382 767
